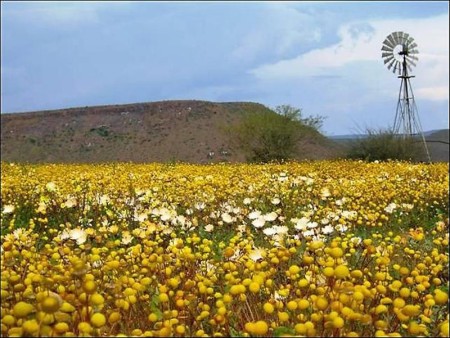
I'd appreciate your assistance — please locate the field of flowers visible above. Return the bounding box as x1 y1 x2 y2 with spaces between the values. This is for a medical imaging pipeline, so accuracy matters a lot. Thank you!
1 160 449 337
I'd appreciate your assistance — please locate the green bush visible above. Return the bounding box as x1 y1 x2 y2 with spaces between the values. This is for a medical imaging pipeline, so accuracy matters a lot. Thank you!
345 127 425 162
228 105 325 163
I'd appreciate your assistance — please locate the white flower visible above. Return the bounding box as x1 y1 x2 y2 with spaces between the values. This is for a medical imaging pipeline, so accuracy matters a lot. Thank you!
320 218 330 225
335 224 348 233
135 212 148 222
160 208 173 221
69 228 87 245
320 187 331 199
2 205 15 214
263 212 278 222
278 173 288 182
401 203 414 211
248 248 265 262
172 215 186 227
303 230 315 237
195 202 206 210
384 203 397 214
221 213 233 224
322 225 334 235
307 221 318 229
341 210 357 219
99 195 110 205
274 291 286 300
263 227 277 236
271 197 281 205
121 231 133 245
243 198 252 205
248 210 261 220
205 224 214 232
350 237 362 246
275 225 289 235
65 196 77 208
237 224 247 233
252 217 266 228
294 217 309 231
13 228 26 240
60 230 70 241
46 182 57 192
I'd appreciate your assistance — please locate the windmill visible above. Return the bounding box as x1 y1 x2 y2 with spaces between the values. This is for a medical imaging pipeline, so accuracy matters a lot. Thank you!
381 31 431 162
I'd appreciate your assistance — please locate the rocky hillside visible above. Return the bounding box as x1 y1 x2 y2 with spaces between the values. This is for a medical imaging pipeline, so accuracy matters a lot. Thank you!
1 100 337 163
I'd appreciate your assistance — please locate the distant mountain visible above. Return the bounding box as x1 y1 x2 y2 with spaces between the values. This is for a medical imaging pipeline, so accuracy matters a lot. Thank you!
0 100 337 163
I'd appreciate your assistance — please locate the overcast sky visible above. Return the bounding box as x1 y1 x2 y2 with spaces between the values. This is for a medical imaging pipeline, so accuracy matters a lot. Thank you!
1 1 448 135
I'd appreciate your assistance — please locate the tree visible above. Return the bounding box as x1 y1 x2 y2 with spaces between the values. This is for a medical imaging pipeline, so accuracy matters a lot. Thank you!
229 105 326 163
274 105 325 131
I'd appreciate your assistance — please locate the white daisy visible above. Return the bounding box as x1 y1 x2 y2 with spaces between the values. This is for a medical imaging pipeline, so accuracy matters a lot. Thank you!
263 227 277 236
221 213 233 224
2 205 15 214
271 197 281 205
294 217 309 231
322 225 334 235
69 228 87 245
243 198 252 205
252 217 266 228
205 224 214 232
263 212 278 222
248 210 261 220
248 248 265 262
307 221 318 229
335 224 348 233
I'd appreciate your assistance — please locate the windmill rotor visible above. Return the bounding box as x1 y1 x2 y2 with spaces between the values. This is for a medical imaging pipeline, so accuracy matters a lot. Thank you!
381 31 419 74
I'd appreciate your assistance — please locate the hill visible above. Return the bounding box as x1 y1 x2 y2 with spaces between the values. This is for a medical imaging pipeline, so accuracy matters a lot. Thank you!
1 100 337 163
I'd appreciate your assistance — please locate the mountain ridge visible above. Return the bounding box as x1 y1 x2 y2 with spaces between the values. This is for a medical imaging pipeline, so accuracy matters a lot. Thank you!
1 100 337 163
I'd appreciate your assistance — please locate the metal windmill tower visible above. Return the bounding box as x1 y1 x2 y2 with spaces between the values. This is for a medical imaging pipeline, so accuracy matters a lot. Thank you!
381 31 431 162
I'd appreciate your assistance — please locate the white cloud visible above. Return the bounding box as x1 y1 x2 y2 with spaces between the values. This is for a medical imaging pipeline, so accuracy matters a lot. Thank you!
250 14 449 102
415 86 449 101
230 4 321 63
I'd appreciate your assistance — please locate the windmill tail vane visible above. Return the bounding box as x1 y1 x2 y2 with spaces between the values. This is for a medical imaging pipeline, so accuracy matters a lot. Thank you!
381 31 431 162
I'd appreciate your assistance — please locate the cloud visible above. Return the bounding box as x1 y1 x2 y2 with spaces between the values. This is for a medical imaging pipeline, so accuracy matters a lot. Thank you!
415 87 449 101
230 3 322 63
249 14 449 102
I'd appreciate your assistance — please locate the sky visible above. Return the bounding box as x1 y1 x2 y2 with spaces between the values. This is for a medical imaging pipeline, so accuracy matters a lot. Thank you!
1 1 448 136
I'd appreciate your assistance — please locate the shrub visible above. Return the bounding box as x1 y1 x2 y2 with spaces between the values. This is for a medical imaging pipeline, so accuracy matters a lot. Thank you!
345 127 425 162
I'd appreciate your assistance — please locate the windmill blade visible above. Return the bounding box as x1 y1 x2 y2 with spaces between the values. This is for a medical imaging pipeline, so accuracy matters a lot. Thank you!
381 45 394 52
382 52 394 58
398 31 405 42
387 34 398 48
393 62 399 74
387 58 397 71
407 64 413 73
383 38 396 49
408 42 418 50
383 55 395 64
392 32 401 43
405 36 415 47
405 57 417 67
406 54 419 61
408 49 419 55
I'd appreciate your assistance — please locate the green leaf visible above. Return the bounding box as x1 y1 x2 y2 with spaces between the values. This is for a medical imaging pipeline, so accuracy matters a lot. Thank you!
273 326 295 337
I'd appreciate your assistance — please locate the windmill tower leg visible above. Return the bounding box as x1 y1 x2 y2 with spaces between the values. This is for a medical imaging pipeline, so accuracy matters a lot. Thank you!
395 55 431 162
